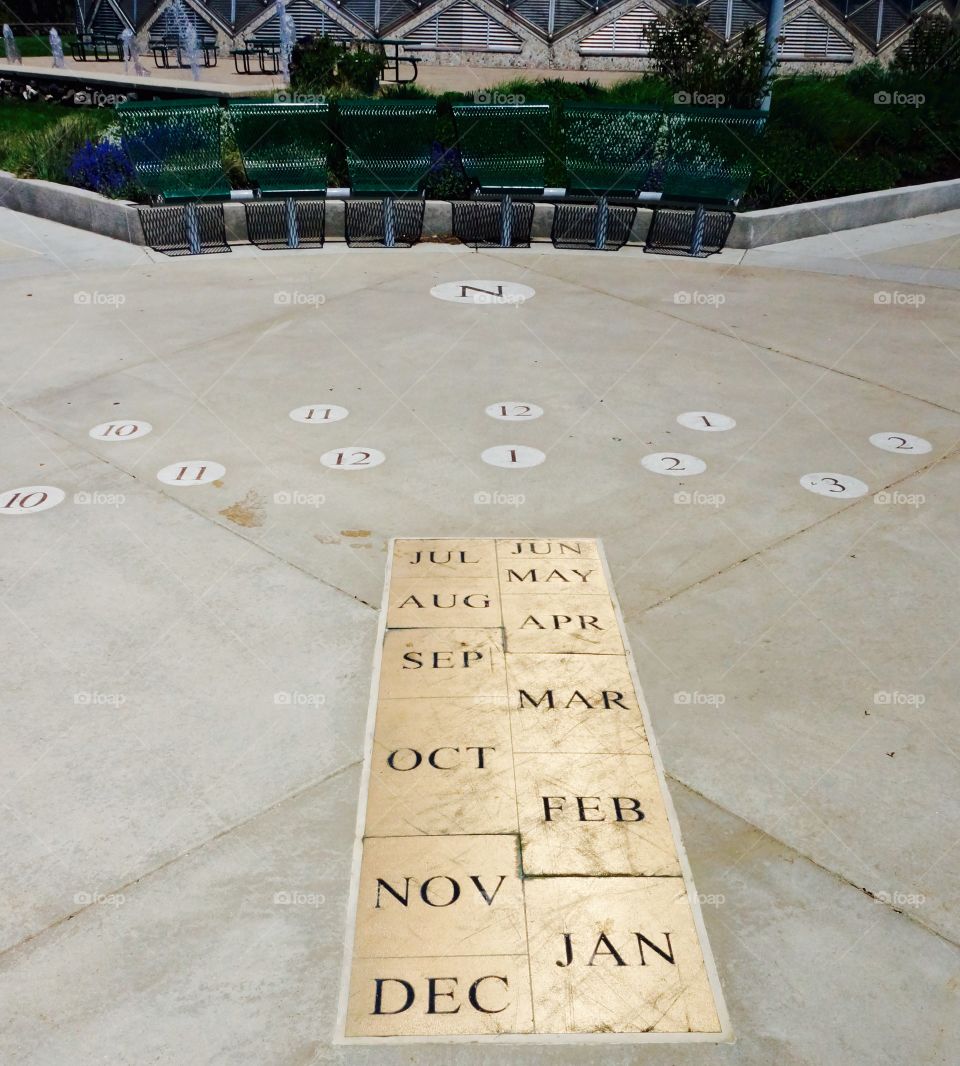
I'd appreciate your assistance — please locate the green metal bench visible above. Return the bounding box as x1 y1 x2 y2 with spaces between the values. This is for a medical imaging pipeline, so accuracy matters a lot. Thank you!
661 106 766 205
117 98 230 204
554 102 664 251
449 102 551 248
337 98 437 247
229 100 333 196
229 100 333 250
563 102 664 198
646 106 766 257
338 98 436 194
451 103 551 194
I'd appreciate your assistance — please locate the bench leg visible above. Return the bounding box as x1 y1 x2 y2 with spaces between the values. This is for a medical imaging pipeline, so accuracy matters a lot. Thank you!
184 203 202 256
284 197 300 250
383 197 396 249
690 203 706 257
499 195 513 248
594 196 609 251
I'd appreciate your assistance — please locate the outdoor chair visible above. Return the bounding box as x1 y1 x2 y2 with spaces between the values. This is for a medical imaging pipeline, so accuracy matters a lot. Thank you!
118 98 230 255
552 102 664 251
645 106 767 257
337 98 438 247
118 98 230 203
230 99 334 249
450 102 551 248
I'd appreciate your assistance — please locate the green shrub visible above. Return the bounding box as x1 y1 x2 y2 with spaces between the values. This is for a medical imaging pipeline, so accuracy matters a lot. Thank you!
290 33 341 93
424 161 472 199
744 65 960 208
0 98 70 170
891 12 960 79
10 111 111 182
290 34 384 95
766 75 897 152
603 77 675 107
747 129 901 208
379 84 435 101
645 7 772 109
338 49 383 95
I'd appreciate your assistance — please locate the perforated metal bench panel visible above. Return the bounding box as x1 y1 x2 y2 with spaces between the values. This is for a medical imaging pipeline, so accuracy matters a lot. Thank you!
450 198 535 248
660 106 766 206
138 203 231 256
118 98 230 203
230 100 333 196
451 103 551 195
552 200 638 252
562 103 664 198
339 99 438 196
644 206 735 258
244 199 325 249
344 198 425 248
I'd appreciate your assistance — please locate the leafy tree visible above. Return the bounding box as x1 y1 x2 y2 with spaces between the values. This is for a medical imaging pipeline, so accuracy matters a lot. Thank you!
290 34 383 95
891 12 960 78
645 7 773 109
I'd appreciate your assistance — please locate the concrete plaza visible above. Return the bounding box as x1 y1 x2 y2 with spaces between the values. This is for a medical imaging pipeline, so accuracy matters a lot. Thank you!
0 205 958 1063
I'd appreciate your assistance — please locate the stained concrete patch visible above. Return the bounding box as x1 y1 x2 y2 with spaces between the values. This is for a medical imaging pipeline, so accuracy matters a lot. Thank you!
220 490 266 528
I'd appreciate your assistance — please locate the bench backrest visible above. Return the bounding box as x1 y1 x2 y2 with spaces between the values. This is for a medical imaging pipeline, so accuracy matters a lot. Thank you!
338 99 438 196
562 102 664 197
117 98 229 202
230 100 332 195
661 106 766 205
451 103 551 193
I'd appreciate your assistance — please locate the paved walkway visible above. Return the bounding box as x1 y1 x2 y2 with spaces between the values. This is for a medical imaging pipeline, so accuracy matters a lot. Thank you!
0 205 957 1064
0 57 636 98
742 208 960 290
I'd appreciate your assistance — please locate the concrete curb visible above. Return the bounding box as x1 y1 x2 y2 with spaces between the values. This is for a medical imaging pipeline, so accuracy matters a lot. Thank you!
2 171 959 251
0 59 254 99
727 178 960 248
0 172 145 245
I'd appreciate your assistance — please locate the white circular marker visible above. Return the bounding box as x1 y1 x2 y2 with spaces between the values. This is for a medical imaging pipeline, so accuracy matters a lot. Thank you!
641 452 706 477
289 404 349 424
0 485 65 514
485 402 543 422
320 447 385 470
481 445 545 468
677 411 736 432
157 461 225 486
800 472 869 499
89 420 152 441
430 280 535 306
869 432 931 455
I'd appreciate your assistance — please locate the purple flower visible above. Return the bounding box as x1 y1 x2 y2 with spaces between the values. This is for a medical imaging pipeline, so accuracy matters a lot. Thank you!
67 140 136 196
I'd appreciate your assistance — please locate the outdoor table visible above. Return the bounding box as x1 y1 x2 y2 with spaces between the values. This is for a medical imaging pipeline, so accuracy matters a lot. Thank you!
353 37 418 84
231 46 262 74
233 39 280 74
257 44 280 74
149 36 218 70
71 33 123 62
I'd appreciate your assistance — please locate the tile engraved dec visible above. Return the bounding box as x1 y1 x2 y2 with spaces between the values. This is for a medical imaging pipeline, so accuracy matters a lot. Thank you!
340 539 730 1041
